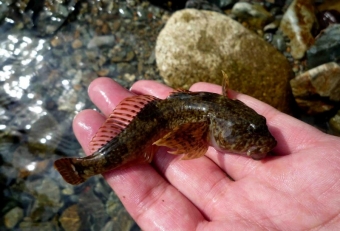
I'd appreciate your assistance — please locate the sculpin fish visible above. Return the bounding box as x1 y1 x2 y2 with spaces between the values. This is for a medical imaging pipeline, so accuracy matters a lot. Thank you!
54 76 277 185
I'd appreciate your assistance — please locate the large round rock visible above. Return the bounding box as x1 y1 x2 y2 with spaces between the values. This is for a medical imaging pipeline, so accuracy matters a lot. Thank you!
156 9 293 111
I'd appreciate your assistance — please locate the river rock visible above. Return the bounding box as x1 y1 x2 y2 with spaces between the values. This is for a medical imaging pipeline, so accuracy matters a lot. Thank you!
316 10 340 31
279 0 316 59
330 110 340 136
317 0 340 12
4 206 24 229
185 0 223 13
156 9 293 111
59 204 81 231
306 24 340 69
231 2 273 30
290 62 340 114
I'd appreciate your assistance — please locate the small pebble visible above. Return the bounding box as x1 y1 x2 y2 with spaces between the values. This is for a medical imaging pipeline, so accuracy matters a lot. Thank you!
72 39 83 49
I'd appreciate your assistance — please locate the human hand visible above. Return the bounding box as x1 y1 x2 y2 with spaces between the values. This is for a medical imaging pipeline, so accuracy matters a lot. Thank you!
73 78 340 230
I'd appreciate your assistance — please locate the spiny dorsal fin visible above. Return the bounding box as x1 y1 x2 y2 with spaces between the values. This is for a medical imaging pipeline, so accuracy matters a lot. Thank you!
174 88 191 93
153 122 209 160
221 70 230 97
89 95 158 153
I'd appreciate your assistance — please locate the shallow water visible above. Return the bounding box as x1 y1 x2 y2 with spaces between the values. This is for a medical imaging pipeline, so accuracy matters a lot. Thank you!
0 0 166 230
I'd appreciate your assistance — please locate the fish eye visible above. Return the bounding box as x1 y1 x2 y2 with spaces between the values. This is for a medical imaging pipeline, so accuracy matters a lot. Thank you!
248 123 256 132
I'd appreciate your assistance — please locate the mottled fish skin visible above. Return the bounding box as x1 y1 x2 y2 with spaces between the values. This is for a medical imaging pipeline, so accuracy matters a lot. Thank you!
54 91 277 185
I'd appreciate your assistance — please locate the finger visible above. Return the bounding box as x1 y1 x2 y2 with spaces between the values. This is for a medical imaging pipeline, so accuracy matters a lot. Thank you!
150 148 234 221
73 109 105 154
104 161 206 230
88 77 134 117
130 80 173 99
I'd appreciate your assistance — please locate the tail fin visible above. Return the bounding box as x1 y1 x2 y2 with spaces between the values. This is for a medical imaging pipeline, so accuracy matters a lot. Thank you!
54 158 85 185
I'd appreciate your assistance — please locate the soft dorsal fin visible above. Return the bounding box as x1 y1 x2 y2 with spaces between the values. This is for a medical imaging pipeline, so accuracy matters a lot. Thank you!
89 95 158 153
168 89 203 99
153 121 209 160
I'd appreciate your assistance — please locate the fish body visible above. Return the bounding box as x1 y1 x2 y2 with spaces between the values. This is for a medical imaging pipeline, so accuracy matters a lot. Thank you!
55 84 277 185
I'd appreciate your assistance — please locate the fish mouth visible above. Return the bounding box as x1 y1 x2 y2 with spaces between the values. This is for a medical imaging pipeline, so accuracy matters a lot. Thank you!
246 146 272 160
246 136 277 160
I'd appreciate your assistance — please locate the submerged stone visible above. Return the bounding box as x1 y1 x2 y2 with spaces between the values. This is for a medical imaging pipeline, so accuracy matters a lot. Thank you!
59 205 81 231
4 207 24 229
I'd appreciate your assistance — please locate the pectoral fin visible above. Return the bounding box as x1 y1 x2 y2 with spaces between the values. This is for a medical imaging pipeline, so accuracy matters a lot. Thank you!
153 122 209 160
143 145 159 163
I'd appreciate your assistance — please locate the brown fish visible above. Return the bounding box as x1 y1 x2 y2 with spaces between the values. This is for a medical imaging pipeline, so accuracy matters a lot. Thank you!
54 75 277 185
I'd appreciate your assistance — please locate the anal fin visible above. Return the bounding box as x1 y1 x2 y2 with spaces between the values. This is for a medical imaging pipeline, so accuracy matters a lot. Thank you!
153 122 209 160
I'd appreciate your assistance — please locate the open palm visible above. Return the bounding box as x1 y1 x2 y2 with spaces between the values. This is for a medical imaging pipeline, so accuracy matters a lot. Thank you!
73 78 340 230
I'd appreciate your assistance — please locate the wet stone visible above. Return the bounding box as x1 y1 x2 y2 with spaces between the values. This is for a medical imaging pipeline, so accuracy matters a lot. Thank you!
27 113 61 158
97 68 110 77
94 178 111 201
87 35 116 49
4 206 24 229
72 39 83 49
279 0 316 59
211 0 236 8
317 0 340 13
263 18 281 32
12 145 46 179
271 33 287 52
59 204 81 231
290 62 340 114
25 178 62 221
19 217 57 231
50 36 64 47
330 110 340 136
0 132 22 164
316 10 340 31
156 9 293 112
306 24 340 69
34 0 79 36
0 165 18 184
78 188 108 230
18 159 50 179
118 2 133 19
136 5 148 21
231 2 273 30
106 191 136 230
185 0 223 13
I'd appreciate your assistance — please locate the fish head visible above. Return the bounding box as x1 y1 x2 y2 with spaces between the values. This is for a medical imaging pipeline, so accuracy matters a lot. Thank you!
208 105 277 160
